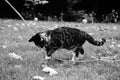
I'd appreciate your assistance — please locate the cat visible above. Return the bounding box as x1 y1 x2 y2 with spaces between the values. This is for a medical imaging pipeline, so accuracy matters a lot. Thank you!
28 27 106 61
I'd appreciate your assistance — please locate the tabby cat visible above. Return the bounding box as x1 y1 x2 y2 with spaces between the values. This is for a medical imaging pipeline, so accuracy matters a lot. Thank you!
28 27 106 61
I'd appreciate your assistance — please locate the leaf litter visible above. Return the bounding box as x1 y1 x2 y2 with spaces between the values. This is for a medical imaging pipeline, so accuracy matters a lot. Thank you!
1 19 120 80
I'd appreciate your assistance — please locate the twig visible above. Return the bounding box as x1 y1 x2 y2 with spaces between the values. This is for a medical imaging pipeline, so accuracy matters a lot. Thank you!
74 59 120 63
53 57 120 63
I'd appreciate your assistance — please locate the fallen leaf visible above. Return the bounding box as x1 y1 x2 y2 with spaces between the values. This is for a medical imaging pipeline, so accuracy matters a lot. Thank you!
2 45 7 49
15 24 20 26
7 25 12 28
15 65 22 69
8 52 23 60
109 45 115 49
18 35 23 40
21 23 25 26
13 27 19 31
42 65 58 76
33 76 45 80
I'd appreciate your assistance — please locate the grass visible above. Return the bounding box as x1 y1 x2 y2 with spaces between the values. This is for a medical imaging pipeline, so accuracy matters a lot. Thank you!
0 19 120 80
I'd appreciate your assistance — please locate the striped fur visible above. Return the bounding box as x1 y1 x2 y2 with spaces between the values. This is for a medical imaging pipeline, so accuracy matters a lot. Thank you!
29 27 106 60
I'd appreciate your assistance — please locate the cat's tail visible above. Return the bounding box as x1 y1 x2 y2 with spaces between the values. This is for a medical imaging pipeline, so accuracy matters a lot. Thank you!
86 34 106 46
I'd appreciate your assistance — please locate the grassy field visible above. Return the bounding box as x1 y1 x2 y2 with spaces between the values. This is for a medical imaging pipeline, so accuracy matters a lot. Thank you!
0 19 120 80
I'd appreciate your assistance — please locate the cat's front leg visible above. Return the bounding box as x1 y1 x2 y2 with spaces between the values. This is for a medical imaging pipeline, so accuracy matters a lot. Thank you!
45 55 51 60
45 47 58 60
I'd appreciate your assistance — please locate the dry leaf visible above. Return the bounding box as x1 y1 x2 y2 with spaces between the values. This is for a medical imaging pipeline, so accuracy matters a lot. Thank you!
13 27 19 31
33 76 45 80
18 35 23 40
8 52 23 60
42 65 58 76
2 45 7 49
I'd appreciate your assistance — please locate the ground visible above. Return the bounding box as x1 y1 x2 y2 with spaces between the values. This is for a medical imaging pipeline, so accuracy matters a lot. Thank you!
0 19 120 80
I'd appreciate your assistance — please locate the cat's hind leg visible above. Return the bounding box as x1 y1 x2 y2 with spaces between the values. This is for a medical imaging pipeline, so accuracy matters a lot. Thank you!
72 47 84 61
71 52 76 61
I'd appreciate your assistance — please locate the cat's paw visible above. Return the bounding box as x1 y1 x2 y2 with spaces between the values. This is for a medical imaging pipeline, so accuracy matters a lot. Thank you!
45 56 51 60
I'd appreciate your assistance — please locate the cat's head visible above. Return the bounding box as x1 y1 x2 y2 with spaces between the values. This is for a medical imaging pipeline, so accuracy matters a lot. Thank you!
28 32 50 48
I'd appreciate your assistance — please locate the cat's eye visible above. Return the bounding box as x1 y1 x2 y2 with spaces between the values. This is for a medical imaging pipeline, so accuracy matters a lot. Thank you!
41 37 44 41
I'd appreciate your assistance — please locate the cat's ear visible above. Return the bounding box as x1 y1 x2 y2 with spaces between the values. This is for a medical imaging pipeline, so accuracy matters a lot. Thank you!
28 33 41 42
28 35 35 42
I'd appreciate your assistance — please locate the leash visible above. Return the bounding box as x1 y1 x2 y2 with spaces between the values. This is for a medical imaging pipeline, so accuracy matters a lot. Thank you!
5 0 34 35
53 57 120 63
